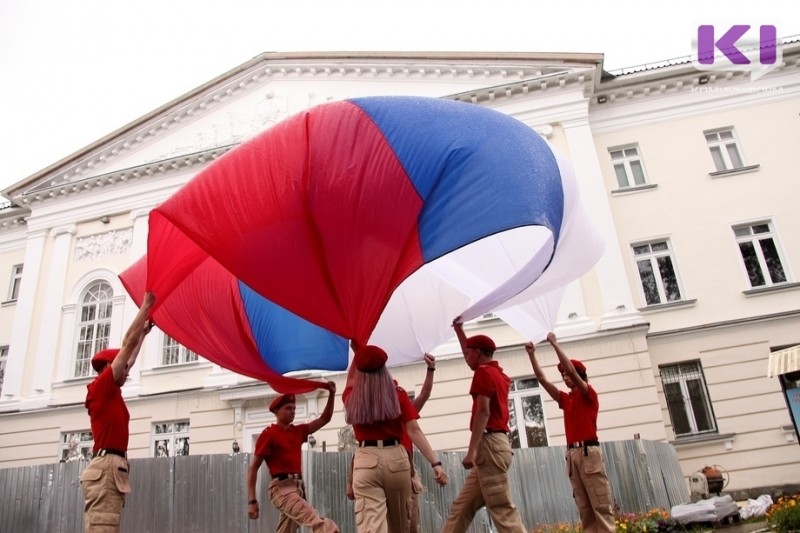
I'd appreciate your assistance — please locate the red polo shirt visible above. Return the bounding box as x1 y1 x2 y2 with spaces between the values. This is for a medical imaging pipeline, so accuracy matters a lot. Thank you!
254 423 310 475
469 361 511 432
85 367 129 452
559 385 599 444
343 386 419 442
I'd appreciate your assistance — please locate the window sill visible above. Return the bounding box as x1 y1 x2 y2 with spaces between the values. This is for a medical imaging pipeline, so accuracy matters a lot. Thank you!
140 361 211 376
639 299 697 313
671 432 735 447
743 281 800 297
611 183 658 195
709 164 760 178
1 299 18 307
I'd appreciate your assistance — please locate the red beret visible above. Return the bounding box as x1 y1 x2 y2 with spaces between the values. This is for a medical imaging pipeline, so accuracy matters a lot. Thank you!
558 359 586 374
269 393 296 413
91 349 119 373
354 345 388 373
466 335 496 352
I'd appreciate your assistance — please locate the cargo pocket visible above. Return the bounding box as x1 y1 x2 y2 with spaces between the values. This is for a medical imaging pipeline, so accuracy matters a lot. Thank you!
386 457 410 474
482 473 514 509
113 464 131 494
354 498 366 527
353 454 379 470
80 467 103 483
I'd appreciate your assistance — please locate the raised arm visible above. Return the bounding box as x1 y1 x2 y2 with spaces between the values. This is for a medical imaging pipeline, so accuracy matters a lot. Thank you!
547 333 589 397
111 292 156 385
412 353 436 411
452 318 468 354
308 381 337 434
525 341 560 402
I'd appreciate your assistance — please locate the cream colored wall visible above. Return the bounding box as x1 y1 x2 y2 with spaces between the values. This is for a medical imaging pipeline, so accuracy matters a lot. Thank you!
594 97 800 332
648 316 799 492
0 239 25 346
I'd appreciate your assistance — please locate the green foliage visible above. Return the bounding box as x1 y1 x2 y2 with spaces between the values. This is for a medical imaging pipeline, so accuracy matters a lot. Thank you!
767 495 800 533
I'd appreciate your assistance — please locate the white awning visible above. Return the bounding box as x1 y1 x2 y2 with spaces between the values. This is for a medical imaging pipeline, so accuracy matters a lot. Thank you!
767 344 800 377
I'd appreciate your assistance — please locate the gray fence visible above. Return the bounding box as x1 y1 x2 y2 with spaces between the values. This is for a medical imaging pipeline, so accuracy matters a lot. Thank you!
0 440 688 533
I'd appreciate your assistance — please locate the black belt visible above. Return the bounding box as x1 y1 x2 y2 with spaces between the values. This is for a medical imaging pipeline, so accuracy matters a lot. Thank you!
93 448 126 459
568 440 599 456
358 438 399 448
483 429 508 434
272 473 302 481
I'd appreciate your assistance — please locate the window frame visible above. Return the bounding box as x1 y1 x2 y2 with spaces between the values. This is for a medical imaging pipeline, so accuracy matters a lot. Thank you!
0 345 8 396
659 361 718 438
73 281 115 378
7 264 23 302
631 239 685 307
161 334 199 366
704 127 745 172
608 144 649 189
152 420 190 457
508 377 549 449
59 430 95 462
733 220 790 289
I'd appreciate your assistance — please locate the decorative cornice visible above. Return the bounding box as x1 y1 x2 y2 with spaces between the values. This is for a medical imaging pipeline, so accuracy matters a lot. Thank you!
8 54 603 207
18 145 234 206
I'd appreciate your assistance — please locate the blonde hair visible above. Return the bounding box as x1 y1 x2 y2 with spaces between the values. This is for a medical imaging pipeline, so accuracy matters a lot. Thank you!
344 367 401 425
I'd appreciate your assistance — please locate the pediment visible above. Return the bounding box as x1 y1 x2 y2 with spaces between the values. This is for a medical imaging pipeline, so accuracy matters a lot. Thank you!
8 52 602 206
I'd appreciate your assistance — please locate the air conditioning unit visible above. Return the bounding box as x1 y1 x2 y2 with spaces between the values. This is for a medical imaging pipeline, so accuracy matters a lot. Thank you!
479 312 497 321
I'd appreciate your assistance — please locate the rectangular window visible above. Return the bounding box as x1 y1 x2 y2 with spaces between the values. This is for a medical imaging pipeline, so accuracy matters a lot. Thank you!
705 128 744 172
153 421 190 457
508 377 548 448
632 240 683 306
609 145 648 188
733 222 788 288
8 264 22 301
0 345 8 396
59 430 94 462
660 362 717 437
162 335 199 366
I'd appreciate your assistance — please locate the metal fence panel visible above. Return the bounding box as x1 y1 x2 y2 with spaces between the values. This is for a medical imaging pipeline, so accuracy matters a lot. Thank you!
0 440 688 532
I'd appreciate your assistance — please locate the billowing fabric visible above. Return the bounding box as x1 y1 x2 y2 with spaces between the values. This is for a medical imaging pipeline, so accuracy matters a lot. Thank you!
120 96 604 392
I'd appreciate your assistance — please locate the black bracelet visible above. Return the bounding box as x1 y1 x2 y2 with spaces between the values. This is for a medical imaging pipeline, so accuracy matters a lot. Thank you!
248 499 258 505
427 367 435 372
431 461 442 468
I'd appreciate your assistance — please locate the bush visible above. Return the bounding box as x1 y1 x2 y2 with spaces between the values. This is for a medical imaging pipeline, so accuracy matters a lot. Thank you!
767 494 800 533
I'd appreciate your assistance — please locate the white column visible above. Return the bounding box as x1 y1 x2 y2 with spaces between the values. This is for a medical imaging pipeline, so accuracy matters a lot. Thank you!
555 279 596 336
561 118 647 330
0 230 46 412
24 225 76 409
129 208 150 259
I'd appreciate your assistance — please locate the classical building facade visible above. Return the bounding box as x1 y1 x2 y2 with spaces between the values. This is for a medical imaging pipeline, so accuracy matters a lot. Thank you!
1 48 798 497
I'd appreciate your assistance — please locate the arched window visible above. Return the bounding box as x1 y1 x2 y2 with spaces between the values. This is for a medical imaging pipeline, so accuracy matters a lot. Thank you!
74 281 114 377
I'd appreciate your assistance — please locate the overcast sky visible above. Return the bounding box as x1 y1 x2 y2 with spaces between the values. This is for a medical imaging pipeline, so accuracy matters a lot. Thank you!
1 0 797 193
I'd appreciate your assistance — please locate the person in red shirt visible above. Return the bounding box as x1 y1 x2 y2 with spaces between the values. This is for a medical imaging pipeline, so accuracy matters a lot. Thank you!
343 345 447 533
247 384 339 532
442 319 527 533
79 291 155 533
345 353 437 533
526 332 615 533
